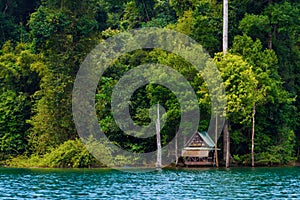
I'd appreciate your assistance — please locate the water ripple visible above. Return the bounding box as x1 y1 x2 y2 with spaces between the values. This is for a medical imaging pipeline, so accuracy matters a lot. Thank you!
0 167 299 199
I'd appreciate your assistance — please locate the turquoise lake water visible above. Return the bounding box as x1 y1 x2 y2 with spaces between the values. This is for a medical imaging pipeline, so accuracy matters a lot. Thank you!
0 167 299 199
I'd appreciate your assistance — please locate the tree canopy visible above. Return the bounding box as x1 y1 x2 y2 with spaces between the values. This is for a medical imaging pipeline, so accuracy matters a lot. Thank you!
0 0 299 167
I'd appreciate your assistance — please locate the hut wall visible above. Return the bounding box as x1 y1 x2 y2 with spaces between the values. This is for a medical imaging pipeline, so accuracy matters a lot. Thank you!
182 150 209 157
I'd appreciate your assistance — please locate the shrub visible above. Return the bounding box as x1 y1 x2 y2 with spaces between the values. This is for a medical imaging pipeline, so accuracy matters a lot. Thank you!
43 139 102 168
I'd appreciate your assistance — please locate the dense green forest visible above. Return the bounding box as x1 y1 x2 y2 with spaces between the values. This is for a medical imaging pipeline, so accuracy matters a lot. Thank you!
0 0 299 167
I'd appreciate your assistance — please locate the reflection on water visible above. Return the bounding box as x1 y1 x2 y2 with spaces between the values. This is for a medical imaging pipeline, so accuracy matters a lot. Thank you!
0 167 299 199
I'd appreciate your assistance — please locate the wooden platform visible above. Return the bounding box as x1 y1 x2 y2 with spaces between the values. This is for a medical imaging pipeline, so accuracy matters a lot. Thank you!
183 156 214 166
184 161 214 166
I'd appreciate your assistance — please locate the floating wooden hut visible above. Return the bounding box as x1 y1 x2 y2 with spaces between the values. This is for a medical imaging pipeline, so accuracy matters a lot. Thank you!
181 131 216 166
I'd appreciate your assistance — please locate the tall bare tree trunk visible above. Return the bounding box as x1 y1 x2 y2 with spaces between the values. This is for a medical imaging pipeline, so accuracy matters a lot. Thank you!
223 121 227 161
223 120 230 168
251 104 256 167
175 130 178 166
226 122 230 167
223 0 230 167
267 0 273 49
156 104 161 168
268 32 273 50
223 0 228 53
215 114 219 167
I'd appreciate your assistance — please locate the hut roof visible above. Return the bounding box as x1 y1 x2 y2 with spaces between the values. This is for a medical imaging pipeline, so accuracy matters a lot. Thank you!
184 131 215 148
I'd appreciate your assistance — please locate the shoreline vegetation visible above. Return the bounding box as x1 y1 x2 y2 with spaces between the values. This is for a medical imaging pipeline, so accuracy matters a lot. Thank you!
0 1 299 169
1 139 299 169
2 157 300 169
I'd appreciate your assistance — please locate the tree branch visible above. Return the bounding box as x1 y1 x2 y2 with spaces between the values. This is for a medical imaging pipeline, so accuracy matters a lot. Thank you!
3 1 9 15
